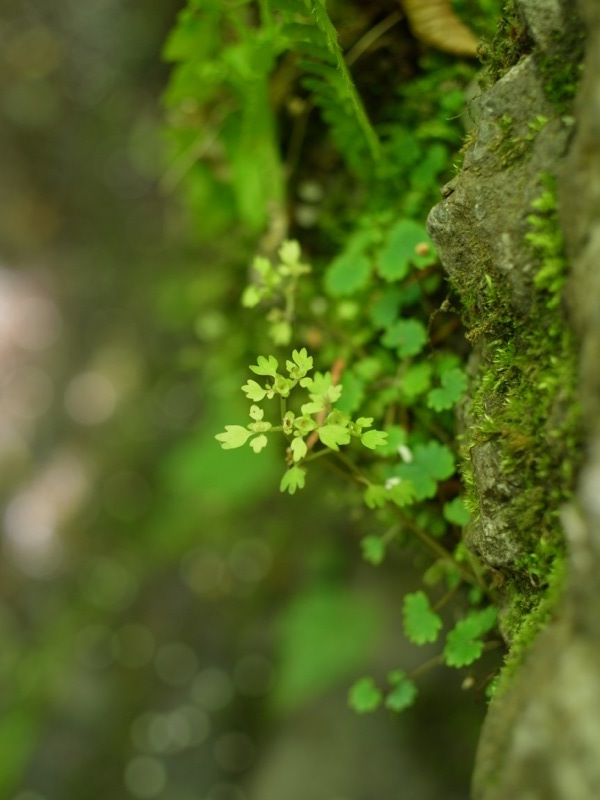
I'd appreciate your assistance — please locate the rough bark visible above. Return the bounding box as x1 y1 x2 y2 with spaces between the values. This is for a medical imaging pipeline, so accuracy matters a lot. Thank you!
427 0 600 796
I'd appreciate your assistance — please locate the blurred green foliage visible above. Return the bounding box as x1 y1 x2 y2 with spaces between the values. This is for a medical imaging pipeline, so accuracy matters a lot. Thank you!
0 0 505 797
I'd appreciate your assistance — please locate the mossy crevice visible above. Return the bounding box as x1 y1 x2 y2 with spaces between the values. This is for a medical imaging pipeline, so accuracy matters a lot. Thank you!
457 177 583 675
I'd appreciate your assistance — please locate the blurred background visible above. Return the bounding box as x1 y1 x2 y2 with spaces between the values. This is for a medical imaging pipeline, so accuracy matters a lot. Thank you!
0 1 495 798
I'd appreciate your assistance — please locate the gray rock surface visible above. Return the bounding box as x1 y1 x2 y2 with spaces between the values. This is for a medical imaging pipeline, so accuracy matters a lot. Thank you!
428 0 600 796
427 34 572 578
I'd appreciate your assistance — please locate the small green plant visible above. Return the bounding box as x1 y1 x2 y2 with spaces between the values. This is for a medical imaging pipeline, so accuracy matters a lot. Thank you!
217 236 499 714
241 240 312 346
348 597 498 714
166 0 504 721
216 346 388 494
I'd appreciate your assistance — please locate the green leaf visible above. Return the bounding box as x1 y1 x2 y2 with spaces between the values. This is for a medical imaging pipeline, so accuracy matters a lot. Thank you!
242 379 268 402
334 372 365 415
325 252 371 296
215 425 252 449
361 535 386 566
427 367 468 411
444 607 498 668
290 437 307 462
444 630 483 668
413 441 455 480
318 424 351 451
355 417 373 429
376 425 408 457
279 466 306 494
443 497 470 526
400 362 433 401
363 484 388 509
348 676 383 714
369 286 402 328
385 670 418 712
361 429 388 450
294 414 318 433
387 480 416 507
249 434 268 453
402 591 443 645
249 354 279 377
279 239 301 266
394 441 455 500
377 219 437 281
369 288 403 328
410 143 449 190
273 374 293 397
268 320 292 346
286 347 313 379
241 284 262 308
381 319 427 358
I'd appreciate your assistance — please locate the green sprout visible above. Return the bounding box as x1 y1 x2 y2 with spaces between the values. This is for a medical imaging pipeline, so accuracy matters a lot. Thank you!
241 240 312 346
216 347 389 494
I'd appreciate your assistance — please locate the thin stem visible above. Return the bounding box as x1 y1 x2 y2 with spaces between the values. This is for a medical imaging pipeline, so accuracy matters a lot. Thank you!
320 456 362 485
301 448 331 464
395 510 484 589
409 653 445 680
346 11 403 67
334 450 364 480
433 584 460 613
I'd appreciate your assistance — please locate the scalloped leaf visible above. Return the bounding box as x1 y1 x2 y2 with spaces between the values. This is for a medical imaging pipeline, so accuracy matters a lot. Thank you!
381 319 427 358
279 466 306 494
427 367 468 411
249 355 279 377
215 425 252 449
385 670 418 712
325 252 371 296
377 220 437 281
444 607 498 668
361 429 388 450
360 535 387 566
348 676 383 714
403 591 442 645
318 424 351 451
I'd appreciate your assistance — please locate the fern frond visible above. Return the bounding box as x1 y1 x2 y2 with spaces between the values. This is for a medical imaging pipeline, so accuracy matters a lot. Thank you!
308 0 380 159
280 0 381 167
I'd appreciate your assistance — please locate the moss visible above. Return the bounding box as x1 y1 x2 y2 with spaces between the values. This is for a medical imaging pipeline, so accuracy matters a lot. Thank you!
493 554 566 696
490 113 550 168
456 177 584 678
478 0 532 89
535 19 585 115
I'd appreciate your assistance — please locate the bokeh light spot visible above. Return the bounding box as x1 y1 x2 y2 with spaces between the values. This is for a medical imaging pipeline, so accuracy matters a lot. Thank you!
13 295 62 351
206 784 247 800
76 624 114 670
103 471 151 522
64 371 117 425
191 668 234 711
112 623 155 668
2 365 53 420
233 654 275 697
154 642 198 687
124 756 167 798
213 732 255 773
228 538 273 584
81 557 136 611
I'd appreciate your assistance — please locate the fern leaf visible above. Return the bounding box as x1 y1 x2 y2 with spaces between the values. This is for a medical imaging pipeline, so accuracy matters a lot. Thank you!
280 0 380 166
307 0 380 160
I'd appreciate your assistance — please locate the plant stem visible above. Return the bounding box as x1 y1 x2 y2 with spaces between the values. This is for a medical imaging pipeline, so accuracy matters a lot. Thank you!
395 510 484 589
